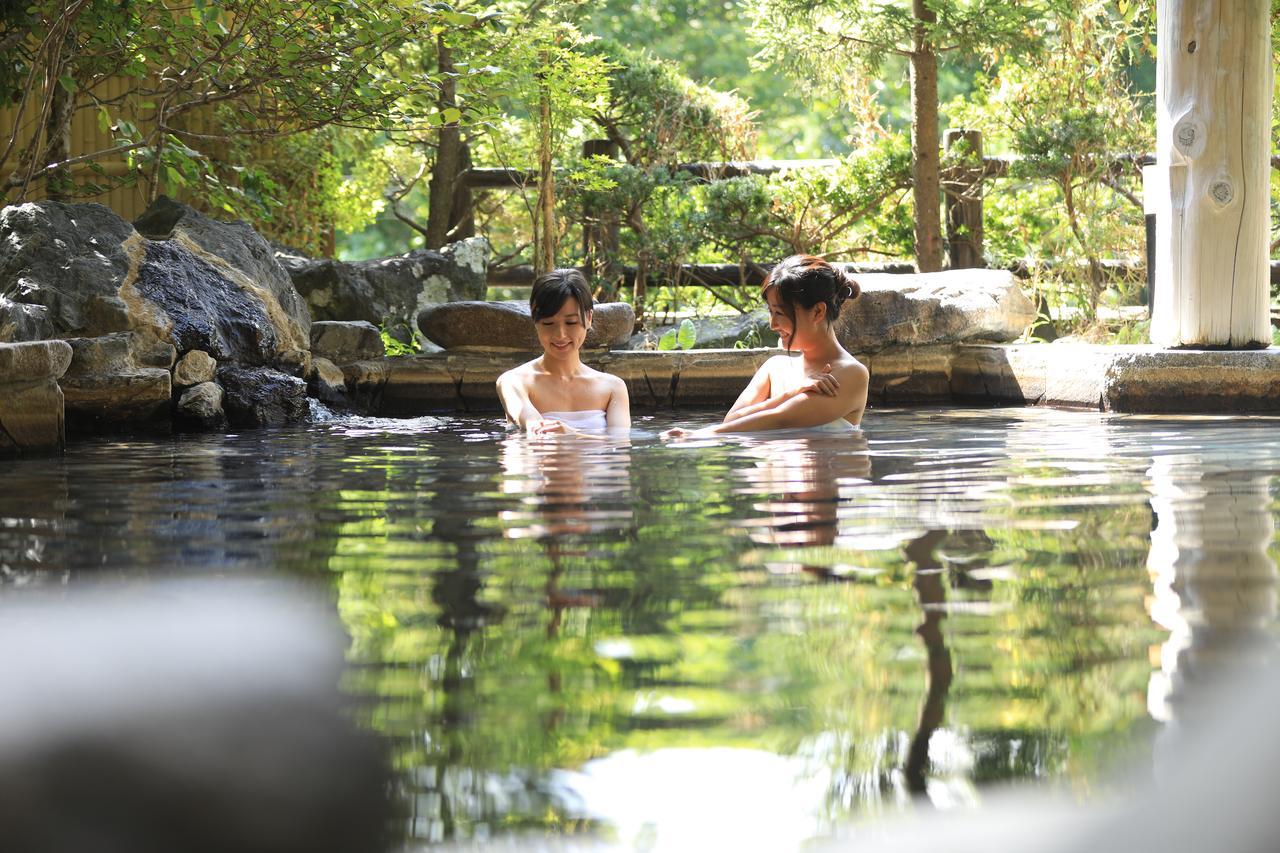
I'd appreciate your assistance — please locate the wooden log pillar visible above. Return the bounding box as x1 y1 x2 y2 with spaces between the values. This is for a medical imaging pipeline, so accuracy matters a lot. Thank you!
943 129 984 269
581 139 621 298
1152 1 1272 347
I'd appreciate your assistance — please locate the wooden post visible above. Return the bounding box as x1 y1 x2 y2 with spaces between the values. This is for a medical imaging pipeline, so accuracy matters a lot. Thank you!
1152 1 1272 347
580 139 621 297
943 129 984 269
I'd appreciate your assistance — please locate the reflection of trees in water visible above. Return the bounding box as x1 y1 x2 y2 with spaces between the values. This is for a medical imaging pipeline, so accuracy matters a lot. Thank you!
1145 457 1279 757
0 432 347 581
903 530 952 795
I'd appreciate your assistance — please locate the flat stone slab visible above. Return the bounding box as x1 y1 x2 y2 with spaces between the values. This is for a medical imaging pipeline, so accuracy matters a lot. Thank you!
951 344 1280 412
418 301 635 351
62 369 172 432
345 344 1280 416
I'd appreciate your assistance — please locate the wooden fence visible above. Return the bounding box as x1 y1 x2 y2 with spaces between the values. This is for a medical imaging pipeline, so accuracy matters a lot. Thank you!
0 75 219 221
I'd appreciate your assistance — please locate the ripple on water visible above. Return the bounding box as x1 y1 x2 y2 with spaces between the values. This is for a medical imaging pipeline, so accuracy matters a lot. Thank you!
2 407 1279 847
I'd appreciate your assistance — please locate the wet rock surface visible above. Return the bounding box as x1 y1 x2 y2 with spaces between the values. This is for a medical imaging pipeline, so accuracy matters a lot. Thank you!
418 300 635 351
0 581 394 853
134 240 281 365
217 366 308 428
0 199 310 363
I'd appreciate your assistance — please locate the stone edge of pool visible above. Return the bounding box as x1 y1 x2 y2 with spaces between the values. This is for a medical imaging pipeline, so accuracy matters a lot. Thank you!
343 343 1280 417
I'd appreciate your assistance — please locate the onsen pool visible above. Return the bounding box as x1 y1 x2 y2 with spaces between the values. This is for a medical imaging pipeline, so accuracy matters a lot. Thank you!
1 406 1276 850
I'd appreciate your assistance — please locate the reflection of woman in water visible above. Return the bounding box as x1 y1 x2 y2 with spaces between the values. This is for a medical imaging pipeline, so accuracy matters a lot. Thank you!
496 269 630 435
663 255 868 439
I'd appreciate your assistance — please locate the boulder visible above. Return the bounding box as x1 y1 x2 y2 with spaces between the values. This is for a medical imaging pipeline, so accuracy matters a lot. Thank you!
629 309 778 350
175 382 227 430
835 268 1035 352
418 300 635 350
278 237 488 345
307 356 347 405
217 366 308 428
173 350 217 387
60 333 172 431
0 296 53 342
0 198 310 368
0 340 72 453
310 321 385 365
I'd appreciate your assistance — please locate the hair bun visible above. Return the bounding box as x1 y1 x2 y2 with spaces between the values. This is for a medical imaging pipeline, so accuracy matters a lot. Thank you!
834 268 860 306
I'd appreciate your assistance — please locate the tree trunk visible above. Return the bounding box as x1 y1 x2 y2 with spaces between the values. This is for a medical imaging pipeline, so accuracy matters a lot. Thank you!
447 140 474 241
43 75 74 201
1152 0 1271 347
535 58 556 276
426 36 461 251
909 0 943 273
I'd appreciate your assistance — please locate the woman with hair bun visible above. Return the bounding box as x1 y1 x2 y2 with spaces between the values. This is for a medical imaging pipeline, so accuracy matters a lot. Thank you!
662 255 868 438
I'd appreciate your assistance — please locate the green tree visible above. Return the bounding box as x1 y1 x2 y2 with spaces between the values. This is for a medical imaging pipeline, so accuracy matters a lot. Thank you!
1 0 449 207
949 1 1151 319
745 0 1065 272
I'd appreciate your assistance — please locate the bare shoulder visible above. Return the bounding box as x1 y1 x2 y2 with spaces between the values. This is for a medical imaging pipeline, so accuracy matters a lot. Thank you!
497 358 539 387
762 353 796 375
582 364 627 392
839 356 868 379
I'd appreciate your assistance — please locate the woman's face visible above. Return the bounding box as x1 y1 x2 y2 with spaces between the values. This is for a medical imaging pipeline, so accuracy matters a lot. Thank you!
768 289 825 350
536 297 590 358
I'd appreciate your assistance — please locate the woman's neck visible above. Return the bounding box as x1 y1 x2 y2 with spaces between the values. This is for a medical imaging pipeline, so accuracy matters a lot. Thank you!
538 353 584 378
797 327 845 365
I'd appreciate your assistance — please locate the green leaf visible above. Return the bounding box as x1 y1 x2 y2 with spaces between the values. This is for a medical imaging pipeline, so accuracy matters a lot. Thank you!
677 318 696 350
441 107 461 123
57 75 76 94
657 329 678 351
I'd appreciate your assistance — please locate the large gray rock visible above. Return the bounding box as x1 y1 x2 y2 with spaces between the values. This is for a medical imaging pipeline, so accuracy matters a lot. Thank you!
0 198 311 367
0 296 53 342
419 300 635 350
217 366 308 428
0 580 394 853
0 340 72 453
310 320 385 364
278 237 488 345
835 268 1035 352
629 309 778 350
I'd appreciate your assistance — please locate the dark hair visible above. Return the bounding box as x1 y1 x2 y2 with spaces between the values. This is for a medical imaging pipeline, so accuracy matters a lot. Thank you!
761 254 860 327
530 268 593 323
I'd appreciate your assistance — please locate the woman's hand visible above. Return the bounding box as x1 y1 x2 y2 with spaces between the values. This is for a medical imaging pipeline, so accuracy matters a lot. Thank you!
797 363 839 397
529 418 577 436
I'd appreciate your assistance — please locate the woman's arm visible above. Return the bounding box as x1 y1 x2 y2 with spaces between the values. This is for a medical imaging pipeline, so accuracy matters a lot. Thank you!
605 375 631 430
695 365 866 435
722 360 775 423
497 370 550 432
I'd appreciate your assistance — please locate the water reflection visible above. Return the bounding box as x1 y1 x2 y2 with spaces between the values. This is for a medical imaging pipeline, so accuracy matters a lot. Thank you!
1145 453 1280 755
730 433 871 575
5 410 1280 849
